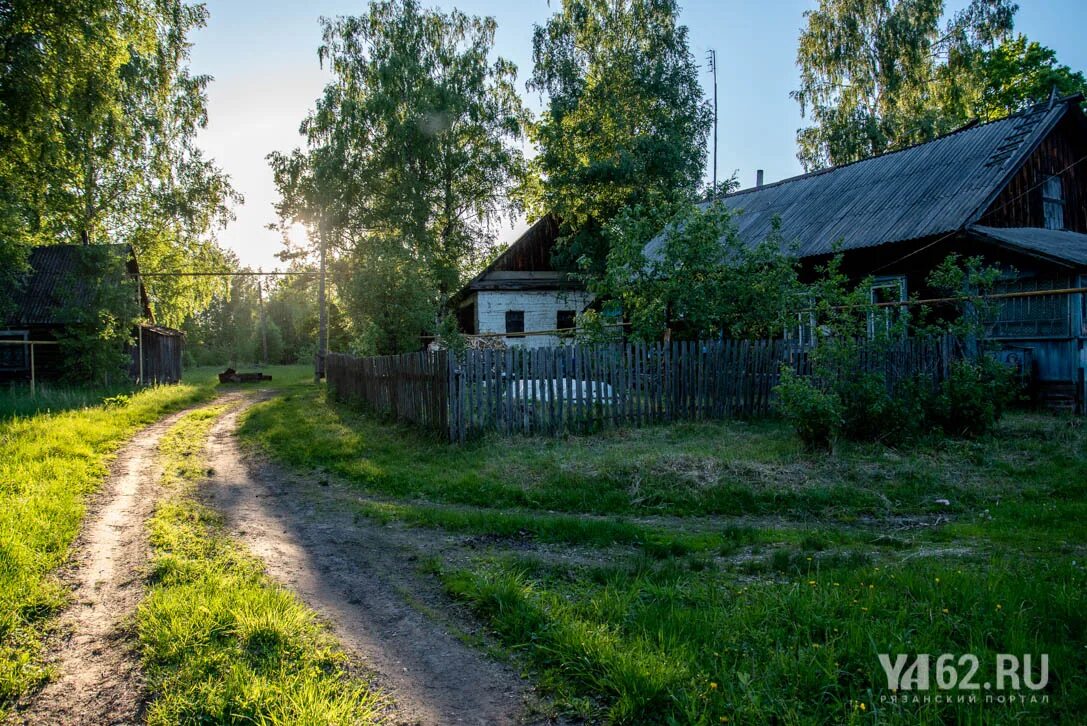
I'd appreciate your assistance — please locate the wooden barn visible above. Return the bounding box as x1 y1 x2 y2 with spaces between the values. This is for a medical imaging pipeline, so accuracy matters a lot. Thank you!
450 215 595 347
1 244 183 384
646 95 1087 410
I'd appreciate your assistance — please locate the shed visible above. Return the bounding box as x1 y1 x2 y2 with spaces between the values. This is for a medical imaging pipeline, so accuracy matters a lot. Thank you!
2 244 183 384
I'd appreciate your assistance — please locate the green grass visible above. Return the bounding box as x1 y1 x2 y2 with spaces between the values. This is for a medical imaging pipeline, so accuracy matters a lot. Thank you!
0 372 220 716
357 500 755 555
0 380 141 419
444 553 1084 724
138 403 385 725
240 383 1087 524
238 383 1087 724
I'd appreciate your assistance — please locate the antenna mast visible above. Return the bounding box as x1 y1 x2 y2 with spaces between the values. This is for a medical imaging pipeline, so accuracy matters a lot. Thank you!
707 49 718 200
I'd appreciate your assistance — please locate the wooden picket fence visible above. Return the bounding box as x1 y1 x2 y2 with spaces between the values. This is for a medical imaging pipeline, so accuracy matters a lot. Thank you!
326 336 960 443
326 350 449 432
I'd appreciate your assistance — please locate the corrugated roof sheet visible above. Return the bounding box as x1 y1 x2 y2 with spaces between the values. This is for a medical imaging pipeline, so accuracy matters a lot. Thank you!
968 225 1087 266
8 244 137 326
645 98 1077 261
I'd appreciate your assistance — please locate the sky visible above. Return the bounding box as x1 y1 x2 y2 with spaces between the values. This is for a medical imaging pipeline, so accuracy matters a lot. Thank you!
188 0 1087 272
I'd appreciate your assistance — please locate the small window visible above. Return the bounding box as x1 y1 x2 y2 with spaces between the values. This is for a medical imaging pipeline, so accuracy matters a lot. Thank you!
868 276 907 338
786 302 817 348
0 330 29 371
505 310 525 337
1043 175 1065 230
556 309 576 333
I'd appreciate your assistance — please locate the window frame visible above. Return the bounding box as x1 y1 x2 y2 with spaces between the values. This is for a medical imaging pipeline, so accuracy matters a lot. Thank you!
1042 174 1065 231
867 276 907 339
504 309 525 338
556 309 576 334
785 295 817 348
0 330 30 372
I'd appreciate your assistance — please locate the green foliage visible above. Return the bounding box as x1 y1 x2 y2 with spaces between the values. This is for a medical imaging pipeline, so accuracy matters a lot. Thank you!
929 357 1015 437
432 314 469 356
970 34 1087 120
525 0 712 274
596 202 802 341
775 368 841 452
0 1 239 325
792 0 1086 170
182 265 352 366
270 0 526 352
923 252 1004 341
55 246 141 384
776 254 1015 446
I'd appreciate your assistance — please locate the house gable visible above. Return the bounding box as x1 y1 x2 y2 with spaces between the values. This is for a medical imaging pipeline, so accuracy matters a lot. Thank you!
977 109 1087 233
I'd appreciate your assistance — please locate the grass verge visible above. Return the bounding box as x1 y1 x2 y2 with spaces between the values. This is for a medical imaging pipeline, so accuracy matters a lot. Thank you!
442 551 1084 724
239 383 1087 724
0 374 218 715
138 403 385 724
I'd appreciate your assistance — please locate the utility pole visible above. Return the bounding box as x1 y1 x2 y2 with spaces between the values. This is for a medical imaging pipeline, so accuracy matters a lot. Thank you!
315 220 328 383
257 268 268 366
706 49 718 200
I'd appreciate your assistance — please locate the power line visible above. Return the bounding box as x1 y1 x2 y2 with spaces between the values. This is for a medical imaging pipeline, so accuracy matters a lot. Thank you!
135 270 318 277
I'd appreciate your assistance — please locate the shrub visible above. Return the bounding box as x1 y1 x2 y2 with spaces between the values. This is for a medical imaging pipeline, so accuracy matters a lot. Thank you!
775 368 841 452
929 357 1015 437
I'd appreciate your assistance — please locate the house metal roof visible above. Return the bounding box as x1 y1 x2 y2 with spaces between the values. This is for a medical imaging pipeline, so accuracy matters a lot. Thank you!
968 225 1087 266
645 97 1081 262
8 244 151 326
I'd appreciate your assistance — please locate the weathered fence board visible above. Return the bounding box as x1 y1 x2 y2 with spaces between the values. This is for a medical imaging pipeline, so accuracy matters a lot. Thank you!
326 336 960 442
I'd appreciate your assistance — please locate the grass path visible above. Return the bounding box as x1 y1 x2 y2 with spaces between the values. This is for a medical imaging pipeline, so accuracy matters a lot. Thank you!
238 382 1087 724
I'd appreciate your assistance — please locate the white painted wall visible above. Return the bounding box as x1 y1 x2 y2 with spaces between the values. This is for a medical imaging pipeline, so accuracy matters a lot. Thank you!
476 289 595 347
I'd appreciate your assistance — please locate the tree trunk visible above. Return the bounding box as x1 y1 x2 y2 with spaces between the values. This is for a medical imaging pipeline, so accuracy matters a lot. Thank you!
315 223 328 382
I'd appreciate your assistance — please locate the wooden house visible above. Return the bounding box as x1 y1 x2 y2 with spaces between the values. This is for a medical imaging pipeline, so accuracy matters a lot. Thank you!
646 95 1087 409
1 244 183 384
450 215 594 347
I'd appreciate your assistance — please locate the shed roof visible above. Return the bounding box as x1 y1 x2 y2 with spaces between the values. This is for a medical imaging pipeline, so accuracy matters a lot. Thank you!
968 225 1087 266
8 244 152 326
645 96 1083 262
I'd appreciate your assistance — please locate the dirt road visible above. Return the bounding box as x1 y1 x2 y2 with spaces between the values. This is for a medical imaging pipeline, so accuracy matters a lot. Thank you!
204 398 539 726
12 406 198 725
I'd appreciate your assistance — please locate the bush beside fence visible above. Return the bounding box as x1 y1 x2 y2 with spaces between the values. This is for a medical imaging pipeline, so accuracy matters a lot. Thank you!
325 336 960 443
